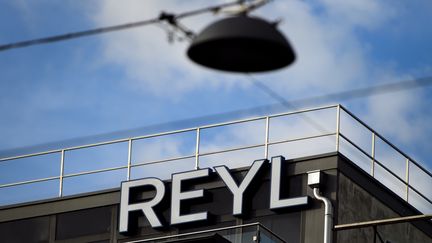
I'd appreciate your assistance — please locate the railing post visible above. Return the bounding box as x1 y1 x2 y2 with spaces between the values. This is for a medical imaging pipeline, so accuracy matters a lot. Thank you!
195 128 201 170
336 105 341 152
59 150 65 197
255 224 261 243
371 133 376 177
405 158 410 202
264 117 270 160
127 138 132 181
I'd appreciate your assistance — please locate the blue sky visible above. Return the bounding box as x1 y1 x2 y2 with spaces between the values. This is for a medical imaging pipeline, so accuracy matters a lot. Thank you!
0 1 432 206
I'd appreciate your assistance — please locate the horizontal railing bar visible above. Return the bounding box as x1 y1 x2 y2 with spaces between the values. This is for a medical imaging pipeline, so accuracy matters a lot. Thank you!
129 127 197 142
0 139 130 162
63 138 130 152
63 165 128 178
334 214 432 231
268 132 336 146
1 156 198 188
69 127 199 152
200 104 338 130
340 134 432 204
199 132 336 158
0 104 338 162
409 184 432 205
407 162 432 181
340 134 407 184
125 222 261 243
268 104 338 119
0 150 61 162
199 116 265 130
108 132 338 176
339 105 432 178
199 144 264 157
0 176 59 188
131 155 196 167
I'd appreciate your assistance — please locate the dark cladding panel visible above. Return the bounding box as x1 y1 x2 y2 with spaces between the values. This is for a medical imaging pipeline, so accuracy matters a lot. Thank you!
56 206 112 240
0 216 50 243
337 171 432 243
190 186 234 218
246 212 302 242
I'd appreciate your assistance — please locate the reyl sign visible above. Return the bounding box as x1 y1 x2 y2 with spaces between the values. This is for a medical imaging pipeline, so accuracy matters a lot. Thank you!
119 156 309 233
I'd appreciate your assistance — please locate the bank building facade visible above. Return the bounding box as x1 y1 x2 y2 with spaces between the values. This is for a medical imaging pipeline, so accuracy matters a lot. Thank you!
0 105 431 243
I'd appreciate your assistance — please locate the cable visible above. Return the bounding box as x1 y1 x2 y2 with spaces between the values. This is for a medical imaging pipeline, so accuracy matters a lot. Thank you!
282 76 432 107
1 76 431 157
0 18 161 52
246 74 332 135
0 0 266 52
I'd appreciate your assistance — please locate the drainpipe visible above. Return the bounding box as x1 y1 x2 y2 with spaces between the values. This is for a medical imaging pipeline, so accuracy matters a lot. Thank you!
308 170 334 243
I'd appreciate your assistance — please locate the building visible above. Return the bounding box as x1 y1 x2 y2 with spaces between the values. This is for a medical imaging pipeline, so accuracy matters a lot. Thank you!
0 105 431 242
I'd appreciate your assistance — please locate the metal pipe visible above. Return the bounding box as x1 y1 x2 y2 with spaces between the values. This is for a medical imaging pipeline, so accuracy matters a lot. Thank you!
264 116 270 159
313 188 333 243
194 128 200 170
127 139 132 181
334 214 432 231
405 158 410 202
0 176 59 188
371 132 375 177
59 150 65 197
335 105 341 152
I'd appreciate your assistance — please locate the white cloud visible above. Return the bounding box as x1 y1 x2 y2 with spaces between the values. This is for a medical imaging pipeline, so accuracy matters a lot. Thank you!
91 0 245 97
319 0 397 30
254 0 396 94
366 90 425 143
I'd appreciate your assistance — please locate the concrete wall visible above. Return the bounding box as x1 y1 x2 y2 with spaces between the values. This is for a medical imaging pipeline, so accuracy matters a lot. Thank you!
337 164 432 243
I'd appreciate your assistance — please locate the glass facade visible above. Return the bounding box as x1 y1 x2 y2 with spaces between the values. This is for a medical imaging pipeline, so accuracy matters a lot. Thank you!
142 223 285 243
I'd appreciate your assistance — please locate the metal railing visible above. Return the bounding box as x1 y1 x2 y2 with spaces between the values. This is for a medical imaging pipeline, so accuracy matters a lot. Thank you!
0 104 431 213
338 106 432 210
124 222 285 243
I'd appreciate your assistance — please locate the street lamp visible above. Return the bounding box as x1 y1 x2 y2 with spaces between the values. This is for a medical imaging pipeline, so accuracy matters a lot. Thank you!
187 15 296 73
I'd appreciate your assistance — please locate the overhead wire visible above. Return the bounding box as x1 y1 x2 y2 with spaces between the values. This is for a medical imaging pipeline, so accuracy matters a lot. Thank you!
0 0 257 52
1 76 431 157
0 18 161 52
246 74 332 135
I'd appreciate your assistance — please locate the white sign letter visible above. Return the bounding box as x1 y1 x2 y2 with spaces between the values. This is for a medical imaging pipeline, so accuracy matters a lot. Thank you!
270 156 308 209
215 160 266 215
119 178 165 233
171 169 210 225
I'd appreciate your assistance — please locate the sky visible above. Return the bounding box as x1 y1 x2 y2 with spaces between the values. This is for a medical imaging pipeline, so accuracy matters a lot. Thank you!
0 0 431 208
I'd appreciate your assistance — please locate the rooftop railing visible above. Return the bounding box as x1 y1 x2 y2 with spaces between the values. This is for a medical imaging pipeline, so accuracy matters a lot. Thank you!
0 104 431 214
